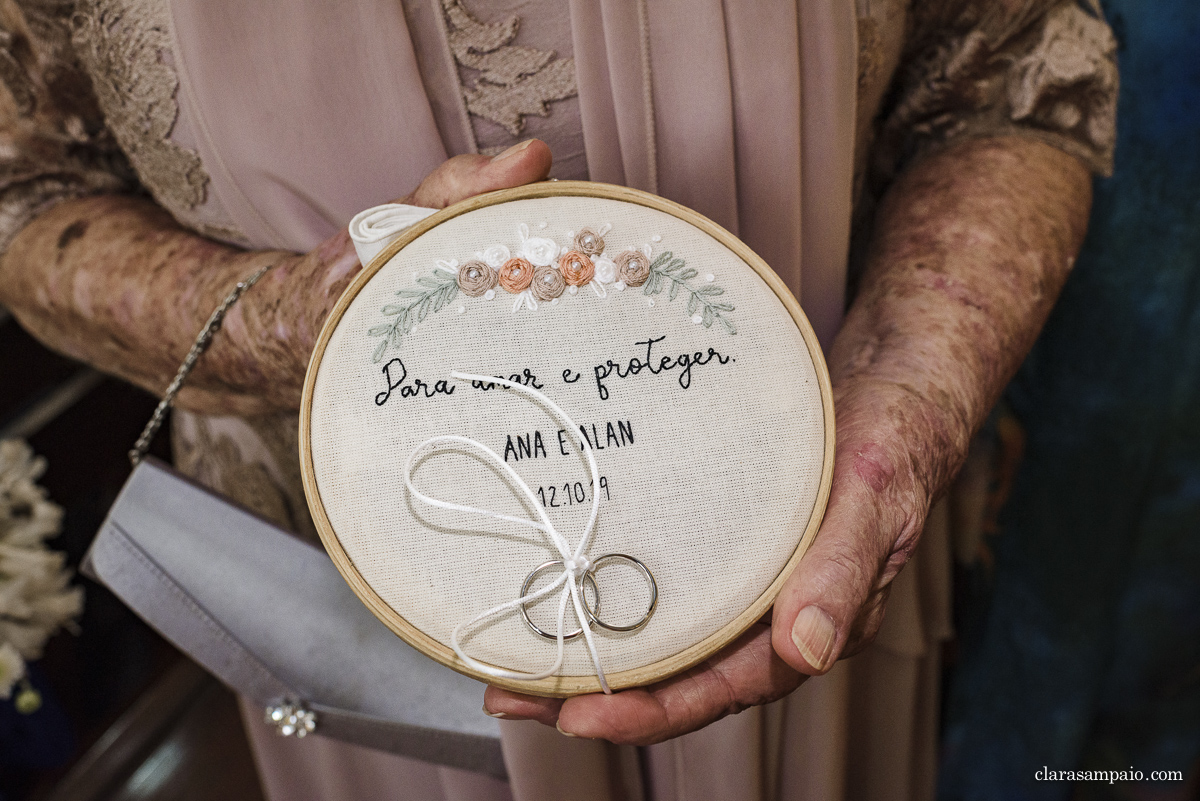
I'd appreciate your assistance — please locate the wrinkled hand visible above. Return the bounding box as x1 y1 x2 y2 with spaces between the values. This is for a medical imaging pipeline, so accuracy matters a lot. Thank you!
481 135 1092 745
374 143 923 743
398 139 553 209
482 373 931 745
285 139 554 376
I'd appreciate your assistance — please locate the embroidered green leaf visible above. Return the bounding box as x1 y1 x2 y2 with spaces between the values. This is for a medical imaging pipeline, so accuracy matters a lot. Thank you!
369 269 459 362
644 250 737 335
643 272 664 296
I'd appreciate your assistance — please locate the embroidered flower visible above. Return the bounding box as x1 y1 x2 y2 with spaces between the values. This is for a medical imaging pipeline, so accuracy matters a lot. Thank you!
498 257 535 292
559 251 595 286
457 260 498 297
593 256 617 284
477 245 511 267
531 266 566 301
616 250 652 287
573 228 605 256
518 230 560 266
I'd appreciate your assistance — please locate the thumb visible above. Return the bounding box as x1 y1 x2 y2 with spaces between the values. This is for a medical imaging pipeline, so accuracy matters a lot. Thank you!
401 140 553 209
770 438 925 675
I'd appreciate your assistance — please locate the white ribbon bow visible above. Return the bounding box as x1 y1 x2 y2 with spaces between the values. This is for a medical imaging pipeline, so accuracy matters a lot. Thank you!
403 372 612 693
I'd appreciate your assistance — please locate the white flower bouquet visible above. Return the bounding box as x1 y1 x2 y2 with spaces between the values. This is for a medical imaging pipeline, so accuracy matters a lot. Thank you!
0 439 83 711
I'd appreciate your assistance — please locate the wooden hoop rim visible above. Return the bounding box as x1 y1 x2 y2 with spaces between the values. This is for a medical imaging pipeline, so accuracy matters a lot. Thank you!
299 181 836 697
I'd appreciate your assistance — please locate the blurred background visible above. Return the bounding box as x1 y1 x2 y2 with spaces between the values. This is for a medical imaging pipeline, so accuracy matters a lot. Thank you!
0 320 262 801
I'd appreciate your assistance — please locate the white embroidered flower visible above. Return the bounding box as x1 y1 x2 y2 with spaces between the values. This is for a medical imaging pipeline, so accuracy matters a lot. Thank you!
593 256 617 284
517 223 559 266
476 245 511 268
519 237 559 266
0 642 24 700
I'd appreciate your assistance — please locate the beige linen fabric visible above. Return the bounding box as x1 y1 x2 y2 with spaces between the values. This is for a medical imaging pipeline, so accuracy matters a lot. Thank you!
309 195 827 682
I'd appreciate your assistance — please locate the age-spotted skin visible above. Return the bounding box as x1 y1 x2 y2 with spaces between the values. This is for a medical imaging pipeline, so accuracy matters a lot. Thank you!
0 147 555 415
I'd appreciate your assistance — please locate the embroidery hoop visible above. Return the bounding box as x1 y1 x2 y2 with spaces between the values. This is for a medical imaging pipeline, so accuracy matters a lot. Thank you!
300 181 835 697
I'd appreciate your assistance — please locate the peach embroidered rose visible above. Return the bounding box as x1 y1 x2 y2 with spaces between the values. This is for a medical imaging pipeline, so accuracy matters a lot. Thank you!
572 228 605 256
616 250 652 287
558 250 595 286
456 260 498 297
498 257 535 292
531 266 566 300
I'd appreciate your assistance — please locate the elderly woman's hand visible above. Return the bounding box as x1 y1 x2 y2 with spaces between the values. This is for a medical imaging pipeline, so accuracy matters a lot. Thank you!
480 373 936 744
482 135 1093 744
235 140 554 411
481 376 931 744
0 141 552 414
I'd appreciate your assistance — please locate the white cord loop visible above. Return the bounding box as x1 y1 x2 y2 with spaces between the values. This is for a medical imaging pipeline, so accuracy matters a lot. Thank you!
403 372 613 693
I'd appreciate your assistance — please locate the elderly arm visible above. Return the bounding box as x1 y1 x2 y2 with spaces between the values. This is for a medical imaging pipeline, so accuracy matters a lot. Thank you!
483 134 1093 742
0 142 553 415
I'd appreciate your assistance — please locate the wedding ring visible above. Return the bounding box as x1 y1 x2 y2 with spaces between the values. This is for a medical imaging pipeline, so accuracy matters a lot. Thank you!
582 554 657 632
519 560 600 641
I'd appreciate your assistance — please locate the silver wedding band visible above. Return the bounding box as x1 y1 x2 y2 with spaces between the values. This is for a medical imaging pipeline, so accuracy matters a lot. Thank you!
519 560 600 641
519 554 657 640
583 554 658 632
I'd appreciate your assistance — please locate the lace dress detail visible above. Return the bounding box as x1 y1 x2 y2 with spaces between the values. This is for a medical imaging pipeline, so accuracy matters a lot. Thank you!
875 0 1118 181
0 0 133 253
439 0 578 158
70 0 207 214
442 0 576 140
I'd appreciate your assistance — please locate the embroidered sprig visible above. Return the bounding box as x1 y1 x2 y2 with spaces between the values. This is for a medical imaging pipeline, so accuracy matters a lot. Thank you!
369 266 459 363
366 225 738 363
643 252 737 335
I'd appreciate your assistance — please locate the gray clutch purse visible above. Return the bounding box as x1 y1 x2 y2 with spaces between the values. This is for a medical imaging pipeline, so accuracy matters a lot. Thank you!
83 456 504 777
81 264 503 776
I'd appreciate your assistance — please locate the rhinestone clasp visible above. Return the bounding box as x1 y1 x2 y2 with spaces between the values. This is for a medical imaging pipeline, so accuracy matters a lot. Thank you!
265 702 317 738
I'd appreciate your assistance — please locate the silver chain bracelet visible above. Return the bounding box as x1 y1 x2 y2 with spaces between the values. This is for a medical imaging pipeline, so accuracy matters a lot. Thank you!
129 263 275 466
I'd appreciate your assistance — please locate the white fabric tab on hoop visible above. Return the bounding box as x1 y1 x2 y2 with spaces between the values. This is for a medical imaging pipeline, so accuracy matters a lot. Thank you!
349 203 438 267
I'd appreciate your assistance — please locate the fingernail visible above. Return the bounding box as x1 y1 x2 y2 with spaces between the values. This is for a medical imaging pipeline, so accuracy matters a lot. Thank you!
483 706 509 719
791 606 837 671
490 139 535 163
555 721 579 738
